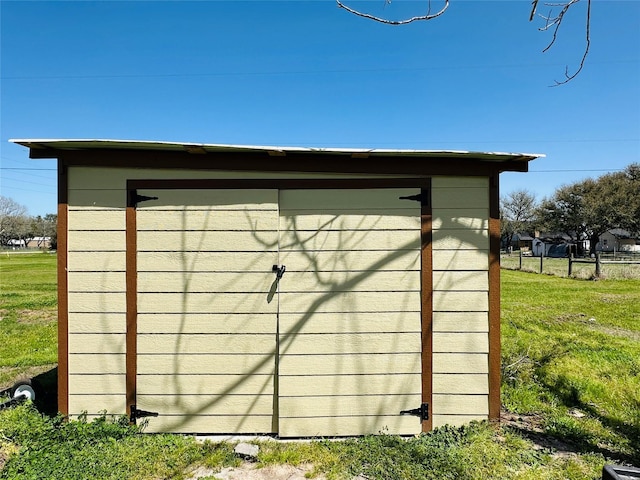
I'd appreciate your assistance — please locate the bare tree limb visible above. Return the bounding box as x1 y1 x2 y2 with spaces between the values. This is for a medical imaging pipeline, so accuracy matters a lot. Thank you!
338 0 590 84
535 0 591 86
336 0 449 25
529 0 540 21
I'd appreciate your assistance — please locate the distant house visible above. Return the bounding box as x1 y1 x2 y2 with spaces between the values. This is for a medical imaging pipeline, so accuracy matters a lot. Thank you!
27 237 51 249
7 239 27 248
598 229 640 253
532 232 588 257
6 237 51 249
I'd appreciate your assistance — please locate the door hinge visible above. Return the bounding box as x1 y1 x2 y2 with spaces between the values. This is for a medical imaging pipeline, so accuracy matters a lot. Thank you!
130 404 158 423
129 190 159 208
400 402 429 421
399 191 429 207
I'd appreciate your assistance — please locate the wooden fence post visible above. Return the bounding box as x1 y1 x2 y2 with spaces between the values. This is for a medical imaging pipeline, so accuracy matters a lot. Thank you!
595 253 601 278
568 254 573 277
540 253 544 274
519 249 523 270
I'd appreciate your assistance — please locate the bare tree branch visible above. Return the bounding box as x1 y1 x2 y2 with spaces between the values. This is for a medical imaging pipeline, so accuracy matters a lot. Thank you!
336 0 449 25
529 0 540 21
338 0 591 84
534 0 591 86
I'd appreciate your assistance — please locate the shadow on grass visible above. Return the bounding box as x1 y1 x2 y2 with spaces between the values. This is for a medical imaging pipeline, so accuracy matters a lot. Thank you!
541 375 640 465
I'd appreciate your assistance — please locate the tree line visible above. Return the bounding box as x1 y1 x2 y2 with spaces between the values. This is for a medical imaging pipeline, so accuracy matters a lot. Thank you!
501 163 640 255
0 196 57 250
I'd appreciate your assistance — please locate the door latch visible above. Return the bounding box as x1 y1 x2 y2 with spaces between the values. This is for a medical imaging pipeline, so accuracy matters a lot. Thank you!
272 265 286 279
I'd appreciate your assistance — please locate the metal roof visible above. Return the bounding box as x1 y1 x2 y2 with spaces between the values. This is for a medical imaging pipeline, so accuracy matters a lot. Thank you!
10 138 543 163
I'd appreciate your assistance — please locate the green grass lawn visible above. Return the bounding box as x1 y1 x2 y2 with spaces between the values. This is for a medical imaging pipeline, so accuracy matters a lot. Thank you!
501 269 640 465
0 253 57 388
1 253 638 479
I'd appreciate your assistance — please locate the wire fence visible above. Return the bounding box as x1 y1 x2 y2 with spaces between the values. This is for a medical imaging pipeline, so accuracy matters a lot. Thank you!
501 251 640 280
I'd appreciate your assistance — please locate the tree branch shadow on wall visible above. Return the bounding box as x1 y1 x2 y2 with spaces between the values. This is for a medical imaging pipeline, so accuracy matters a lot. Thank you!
137 199 490 435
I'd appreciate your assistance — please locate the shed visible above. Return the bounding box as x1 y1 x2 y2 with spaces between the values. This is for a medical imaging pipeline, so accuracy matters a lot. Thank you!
12 139 541 437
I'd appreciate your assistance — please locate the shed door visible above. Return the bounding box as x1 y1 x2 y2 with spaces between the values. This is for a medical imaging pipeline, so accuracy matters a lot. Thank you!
277 189 423 436
135 189 279 433
132 186 423 436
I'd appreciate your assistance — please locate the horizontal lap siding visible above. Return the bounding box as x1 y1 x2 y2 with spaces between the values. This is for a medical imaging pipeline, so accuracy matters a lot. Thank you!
67 204 126 416
431 177 490 427
278 189 422 436
66 169 496 434
135 189 279 434
278 353 421 375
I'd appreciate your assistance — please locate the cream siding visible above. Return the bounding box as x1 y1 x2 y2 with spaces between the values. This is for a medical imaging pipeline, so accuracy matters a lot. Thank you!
134 189 279 434
277 189 422 437
279 416 421 438
65 165 495 434
278 312 420 334
278 353 421 375
66 203 127 417
134 415 275 435
279 249 420 272
68 395 127 416
431 176 490 427
137 355 275 375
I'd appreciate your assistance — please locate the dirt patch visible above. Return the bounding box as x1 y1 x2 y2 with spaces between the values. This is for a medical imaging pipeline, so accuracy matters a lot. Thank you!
188 463 325 480
552 313 640 341
500 411 579 459
16 309 56 324
0 308 56 324
555 313 589 323
597 293 637 304
501 411 545 434
588 325 640 342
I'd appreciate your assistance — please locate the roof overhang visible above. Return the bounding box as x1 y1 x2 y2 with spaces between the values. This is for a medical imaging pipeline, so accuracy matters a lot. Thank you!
10 138 543 174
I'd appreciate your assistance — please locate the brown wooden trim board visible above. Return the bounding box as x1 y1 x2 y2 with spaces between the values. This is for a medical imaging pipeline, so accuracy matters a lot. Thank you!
127 178 432 191
57 159 69 415
420 183 434 432
488 173 502 421
32 148 530 175
125 192 137 419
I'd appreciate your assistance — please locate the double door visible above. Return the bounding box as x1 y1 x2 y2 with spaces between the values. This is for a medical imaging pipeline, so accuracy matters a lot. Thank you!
132 187 423 436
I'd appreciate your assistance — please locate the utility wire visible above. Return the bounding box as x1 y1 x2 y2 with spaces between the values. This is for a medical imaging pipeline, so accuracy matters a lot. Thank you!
1 168 57 171
2 59 637 80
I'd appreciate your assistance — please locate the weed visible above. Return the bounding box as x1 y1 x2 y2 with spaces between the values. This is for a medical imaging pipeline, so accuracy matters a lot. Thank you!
0 404 215 480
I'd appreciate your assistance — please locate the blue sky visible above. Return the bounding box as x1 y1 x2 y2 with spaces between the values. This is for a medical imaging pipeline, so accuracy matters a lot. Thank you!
1 0 638 217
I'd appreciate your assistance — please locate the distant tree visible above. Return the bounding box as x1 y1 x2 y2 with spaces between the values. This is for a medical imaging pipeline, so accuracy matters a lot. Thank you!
44 213 58 250
337 0 591 85
0 196 58 249
536 164 640 254
31 213 58 249
537 182 590 243
500 190 538 250
0 196 29 247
